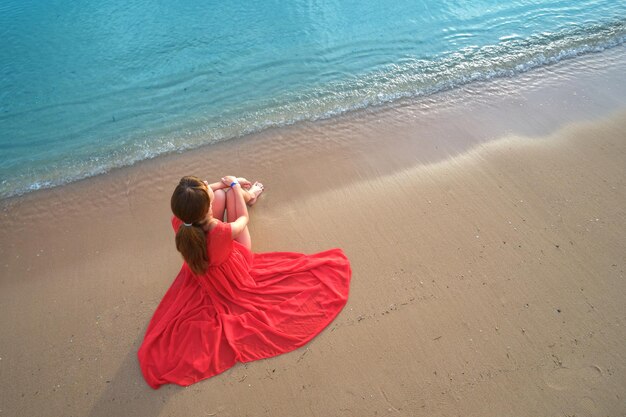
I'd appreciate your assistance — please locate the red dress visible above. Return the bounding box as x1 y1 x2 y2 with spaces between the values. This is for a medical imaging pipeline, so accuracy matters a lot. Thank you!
138 217 351 388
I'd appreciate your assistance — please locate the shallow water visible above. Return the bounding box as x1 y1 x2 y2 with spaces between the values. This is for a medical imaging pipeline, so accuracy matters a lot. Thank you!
1 0 625 198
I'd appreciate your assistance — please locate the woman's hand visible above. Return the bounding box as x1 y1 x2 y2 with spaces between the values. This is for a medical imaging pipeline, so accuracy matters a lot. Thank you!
221 176 238 186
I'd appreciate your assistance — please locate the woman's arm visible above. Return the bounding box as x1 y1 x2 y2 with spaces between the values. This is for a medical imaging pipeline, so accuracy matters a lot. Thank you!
207 181 228 191
208 177 251 191
221 176 249 238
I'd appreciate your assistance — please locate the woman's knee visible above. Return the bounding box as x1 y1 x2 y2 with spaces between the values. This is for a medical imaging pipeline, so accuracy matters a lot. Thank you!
212 189 227 219
214 188 226 200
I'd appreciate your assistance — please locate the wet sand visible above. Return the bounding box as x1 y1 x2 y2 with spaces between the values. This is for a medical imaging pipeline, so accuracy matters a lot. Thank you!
1 48 626 416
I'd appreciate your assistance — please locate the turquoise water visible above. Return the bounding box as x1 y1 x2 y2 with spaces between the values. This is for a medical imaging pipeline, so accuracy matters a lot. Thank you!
1 0 625 198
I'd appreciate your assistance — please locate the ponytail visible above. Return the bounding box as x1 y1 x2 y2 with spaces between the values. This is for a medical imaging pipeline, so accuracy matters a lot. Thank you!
175 223 209 275
171 176 212 275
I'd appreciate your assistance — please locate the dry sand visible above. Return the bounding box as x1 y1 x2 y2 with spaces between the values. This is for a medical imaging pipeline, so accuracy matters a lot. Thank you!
1 49 626 416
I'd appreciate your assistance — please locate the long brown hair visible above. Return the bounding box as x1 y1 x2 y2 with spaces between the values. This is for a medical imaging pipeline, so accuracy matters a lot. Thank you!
171 176 210 275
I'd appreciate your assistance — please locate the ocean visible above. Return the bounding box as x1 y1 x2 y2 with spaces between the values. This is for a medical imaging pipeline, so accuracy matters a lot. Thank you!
1 0 624 199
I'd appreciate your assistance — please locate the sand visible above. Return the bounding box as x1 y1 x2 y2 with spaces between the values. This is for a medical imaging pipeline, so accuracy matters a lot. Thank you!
1 48 626 416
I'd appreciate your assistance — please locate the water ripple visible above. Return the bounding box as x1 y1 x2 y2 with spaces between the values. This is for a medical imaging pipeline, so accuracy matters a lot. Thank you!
1 0 625 198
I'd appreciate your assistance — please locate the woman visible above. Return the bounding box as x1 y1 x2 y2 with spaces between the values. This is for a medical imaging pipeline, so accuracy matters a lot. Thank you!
138 175 351 388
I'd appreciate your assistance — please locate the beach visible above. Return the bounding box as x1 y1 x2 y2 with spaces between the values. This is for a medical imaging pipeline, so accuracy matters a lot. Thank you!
1 46 626 417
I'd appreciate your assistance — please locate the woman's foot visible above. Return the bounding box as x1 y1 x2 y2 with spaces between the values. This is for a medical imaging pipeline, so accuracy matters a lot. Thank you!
247 182 264 206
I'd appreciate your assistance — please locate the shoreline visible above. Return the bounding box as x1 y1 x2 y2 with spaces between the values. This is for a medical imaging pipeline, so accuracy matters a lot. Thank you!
2 45 626 203
1 48 626 416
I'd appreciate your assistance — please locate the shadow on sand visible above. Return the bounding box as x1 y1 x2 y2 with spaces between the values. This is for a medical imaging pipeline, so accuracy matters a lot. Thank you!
87 331 179 417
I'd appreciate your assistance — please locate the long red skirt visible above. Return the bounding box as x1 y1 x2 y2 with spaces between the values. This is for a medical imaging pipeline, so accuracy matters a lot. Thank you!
137 218 351 388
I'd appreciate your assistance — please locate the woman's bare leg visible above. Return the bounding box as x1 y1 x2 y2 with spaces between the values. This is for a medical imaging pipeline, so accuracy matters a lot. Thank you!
246 182 264 205
212 189 227 221
233 182 264 205
226 188 252 249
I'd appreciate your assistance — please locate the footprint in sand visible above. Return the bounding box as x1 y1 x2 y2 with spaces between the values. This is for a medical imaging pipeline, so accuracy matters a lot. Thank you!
544 364 603 391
